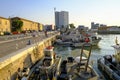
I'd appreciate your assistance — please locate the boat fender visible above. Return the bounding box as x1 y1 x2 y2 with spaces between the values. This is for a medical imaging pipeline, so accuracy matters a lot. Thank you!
85 37 90 43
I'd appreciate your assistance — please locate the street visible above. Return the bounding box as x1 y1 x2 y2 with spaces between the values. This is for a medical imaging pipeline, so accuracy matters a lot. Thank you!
0 31 58 58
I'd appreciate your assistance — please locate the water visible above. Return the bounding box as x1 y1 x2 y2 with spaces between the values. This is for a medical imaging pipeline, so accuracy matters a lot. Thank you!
54 34 120 76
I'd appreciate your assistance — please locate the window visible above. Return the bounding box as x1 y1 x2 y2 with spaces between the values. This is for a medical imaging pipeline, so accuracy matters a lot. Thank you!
5 21 7 25
6 29 8 31
0 20 1 24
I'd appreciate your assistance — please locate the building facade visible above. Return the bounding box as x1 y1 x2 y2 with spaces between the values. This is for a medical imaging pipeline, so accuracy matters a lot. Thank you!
44 25 55 31
0 16 44 35
0 16 11 33
11 17 39 31
91 22 99 29
55 11 69 29
98 26 120 34
38 23 43 31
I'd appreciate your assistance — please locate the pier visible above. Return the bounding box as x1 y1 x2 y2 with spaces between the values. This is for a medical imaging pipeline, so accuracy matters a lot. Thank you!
0 31 60 80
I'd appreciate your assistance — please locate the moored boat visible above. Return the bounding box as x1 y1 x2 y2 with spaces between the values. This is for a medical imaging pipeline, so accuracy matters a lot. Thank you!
55 28 101 47
72 36 101 47
27 46 62 80
57 43 100 80
97 38 120 80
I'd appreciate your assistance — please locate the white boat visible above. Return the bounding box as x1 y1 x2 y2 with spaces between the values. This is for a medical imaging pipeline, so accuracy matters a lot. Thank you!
55 28 101 47
55 39 73 46
28 46 62 80
72 36 101 47
112 37 120 53
57 43 100 80
97 38 120 80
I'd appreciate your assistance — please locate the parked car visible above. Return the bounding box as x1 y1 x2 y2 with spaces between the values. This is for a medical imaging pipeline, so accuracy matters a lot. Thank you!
4 32 11 35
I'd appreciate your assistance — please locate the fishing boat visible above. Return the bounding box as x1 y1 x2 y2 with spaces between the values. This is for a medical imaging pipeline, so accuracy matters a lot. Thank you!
55 39 73 46
28 46 62 80
97 37 120 80
72 36 101 47
55 28 101 47
57 43 100 80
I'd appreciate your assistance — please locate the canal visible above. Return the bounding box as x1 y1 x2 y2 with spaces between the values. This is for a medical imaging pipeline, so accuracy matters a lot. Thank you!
53 34 120 77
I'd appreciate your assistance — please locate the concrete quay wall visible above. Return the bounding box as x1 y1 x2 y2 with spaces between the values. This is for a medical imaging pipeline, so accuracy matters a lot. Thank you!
0 33 59 80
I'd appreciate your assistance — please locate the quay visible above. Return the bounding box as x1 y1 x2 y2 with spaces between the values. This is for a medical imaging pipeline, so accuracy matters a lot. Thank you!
0 31 60 80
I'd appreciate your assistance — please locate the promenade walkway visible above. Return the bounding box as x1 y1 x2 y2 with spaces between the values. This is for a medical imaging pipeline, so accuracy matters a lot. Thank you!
0 31 58 58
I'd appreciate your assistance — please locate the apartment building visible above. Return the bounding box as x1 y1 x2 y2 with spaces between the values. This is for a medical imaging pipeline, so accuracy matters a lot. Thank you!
11 17 39 31
0 16 11 32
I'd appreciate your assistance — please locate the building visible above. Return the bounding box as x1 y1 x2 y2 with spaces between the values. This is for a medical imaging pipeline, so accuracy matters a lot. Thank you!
0 16 11 33
107 26 120 32
91 22 99 29
100 24 107 27
38 23 43 31
78 25 89 32
44 25 55 31
98 26 120 34
55 11 69 29
11 17 39 31
91 22 107 29
98 26 109 31
0 16 44 35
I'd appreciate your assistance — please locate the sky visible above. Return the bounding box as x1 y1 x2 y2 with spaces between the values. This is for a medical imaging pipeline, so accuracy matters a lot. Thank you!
0 0 120 28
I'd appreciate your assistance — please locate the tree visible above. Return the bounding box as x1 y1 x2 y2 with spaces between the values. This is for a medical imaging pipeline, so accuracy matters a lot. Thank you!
12 20 23 32
69 23 75 29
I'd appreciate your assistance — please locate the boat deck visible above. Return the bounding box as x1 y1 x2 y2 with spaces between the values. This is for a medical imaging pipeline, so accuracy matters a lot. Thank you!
58 60 98 80
28 56 61 80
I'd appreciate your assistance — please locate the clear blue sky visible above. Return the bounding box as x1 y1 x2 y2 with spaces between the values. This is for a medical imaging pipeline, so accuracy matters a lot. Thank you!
0 0 120 27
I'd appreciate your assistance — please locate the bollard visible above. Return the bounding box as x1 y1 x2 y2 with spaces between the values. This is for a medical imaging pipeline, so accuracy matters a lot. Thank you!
27 40 31 45
16 43 18 49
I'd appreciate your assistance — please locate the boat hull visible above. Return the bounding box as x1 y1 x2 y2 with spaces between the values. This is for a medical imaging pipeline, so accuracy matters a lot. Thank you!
97 57 120 80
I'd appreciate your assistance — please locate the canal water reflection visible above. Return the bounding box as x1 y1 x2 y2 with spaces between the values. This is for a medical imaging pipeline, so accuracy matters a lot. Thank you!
54 34 120 77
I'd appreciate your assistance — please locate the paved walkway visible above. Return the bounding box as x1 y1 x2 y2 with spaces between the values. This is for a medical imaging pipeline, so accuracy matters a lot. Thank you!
0 31 58 58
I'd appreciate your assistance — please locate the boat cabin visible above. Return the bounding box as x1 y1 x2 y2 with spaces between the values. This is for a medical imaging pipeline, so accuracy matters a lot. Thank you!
43 46 55 66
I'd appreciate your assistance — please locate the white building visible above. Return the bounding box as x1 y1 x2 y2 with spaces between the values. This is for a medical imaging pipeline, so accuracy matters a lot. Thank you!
55 11 69 29
107 26 120 32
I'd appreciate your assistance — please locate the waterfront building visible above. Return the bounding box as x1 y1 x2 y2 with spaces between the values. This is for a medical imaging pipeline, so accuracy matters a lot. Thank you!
107 26 120 32
91 22 99 29
11 17 39 31
55 11 69 29
38 23 43 31
0 16 11 33
98 26 108 31
100 24 107 27
78 25 88 31
44 25 55 31
98 26 120 34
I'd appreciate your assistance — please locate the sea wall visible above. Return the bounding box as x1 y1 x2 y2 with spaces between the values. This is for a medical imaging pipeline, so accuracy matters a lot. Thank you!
0 33 59 80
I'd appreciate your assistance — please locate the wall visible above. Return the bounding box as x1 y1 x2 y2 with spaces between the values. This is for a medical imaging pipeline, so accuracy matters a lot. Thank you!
0 34 58 80
0 17 11 32
22 20 38 31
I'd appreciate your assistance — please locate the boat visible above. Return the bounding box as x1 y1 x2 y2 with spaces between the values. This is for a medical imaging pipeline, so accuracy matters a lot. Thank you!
57 43 100 80
55 39 73 46
112 37 120 53
55 28 101 47
28 46 62 80
72 36 101 47
97 37 120 80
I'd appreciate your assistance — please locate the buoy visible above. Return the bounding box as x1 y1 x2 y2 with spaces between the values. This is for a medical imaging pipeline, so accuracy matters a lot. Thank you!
47 46 53 49
85 37 90 43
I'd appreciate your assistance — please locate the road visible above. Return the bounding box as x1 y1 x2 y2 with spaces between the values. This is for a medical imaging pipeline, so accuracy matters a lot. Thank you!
0 31 58 58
